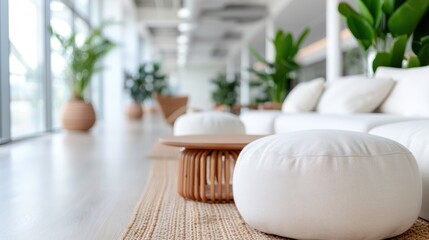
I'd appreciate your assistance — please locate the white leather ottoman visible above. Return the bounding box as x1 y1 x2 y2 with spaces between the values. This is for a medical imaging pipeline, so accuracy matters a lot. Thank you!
173 111 245 136
233 130 422 240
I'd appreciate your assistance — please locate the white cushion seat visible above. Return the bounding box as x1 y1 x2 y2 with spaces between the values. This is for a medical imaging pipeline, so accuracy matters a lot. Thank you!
173 111 245 136
274 113 421 133
233 130 422 240
282 77 325 113
370 120 429 221
375 66 429 117
317 75 394 114
239 110 282 135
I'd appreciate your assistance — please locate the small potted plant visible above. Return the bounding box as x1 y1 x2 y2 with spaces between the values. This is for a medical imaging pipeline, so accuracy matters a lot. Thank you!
51 23 115 131
211 73 240 112
124 63 169 119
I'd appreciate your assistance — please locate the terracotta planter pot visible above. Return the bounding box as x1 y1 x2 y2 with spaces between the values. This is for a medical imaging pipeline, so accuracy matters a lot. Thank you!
258 102 282 110
61 99 96 131
127 103 143 120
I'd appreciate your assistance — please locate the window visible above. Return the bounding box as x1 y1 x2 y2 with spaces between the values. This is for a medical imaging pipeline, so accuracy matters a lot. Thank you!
0 0 102 143
9 0 45 138
50 0 73 128
74 0 90 19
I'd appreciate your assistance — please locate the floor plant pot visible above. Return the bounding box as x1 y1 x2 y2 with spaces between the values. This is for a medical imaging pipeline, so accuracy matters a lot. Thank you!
61 99 96 131
258 102 282 110
126 103 143 120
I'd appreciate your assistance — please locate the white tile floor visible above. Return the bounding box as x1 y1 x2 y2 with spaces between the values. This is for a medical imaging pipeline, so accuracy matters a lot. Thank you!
0 113 172 240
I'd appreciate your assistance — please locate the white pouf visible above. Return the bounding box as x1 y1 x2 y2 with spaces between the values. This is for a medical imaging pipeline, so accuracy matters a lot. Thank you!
233 130 422 240
173 111 245 136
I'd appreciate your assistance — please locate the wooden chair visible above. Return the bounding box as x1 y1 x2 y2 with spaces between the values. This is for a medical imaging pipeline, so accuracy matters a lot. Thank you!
155 94 189 126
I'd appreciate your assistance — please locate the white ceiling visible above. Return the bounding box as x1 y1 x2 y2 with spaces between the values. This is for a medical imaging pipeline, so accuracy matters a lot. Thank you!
135 0 356 68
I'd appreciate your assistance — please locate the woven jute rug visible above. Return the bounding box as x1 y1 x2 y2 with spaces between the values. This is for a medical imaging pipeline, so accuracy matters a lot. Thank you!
122 159 429 239
146 143 180 160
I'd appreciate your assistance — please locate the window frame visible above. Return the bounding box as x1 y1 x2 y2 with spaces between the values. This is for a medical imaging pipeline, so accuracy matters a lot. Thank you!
0 0 11 143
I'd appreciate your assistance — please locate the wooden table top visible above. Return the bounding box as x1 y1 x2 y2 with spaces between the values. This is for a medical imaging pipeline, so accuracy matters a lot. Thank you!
159 134 265 150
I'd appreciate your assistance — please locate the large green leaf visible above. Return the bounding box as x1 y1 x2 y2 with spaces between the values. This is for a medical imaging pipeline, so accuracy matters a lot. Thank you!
373 52 392 72
412 11 429 53
295 28 310 48
273 30 285 48
274 31 287 64
390 35 407 67
347 14 375 50
250 47 269 65
407 56 421 68
384 0 409 15
382 0 395 15
290 28 310 57
356 0 374 26
282 33 293 60
338 3 358 18
388 0 429 36
418 43 429 66
248 68 272 82
367 0 383 28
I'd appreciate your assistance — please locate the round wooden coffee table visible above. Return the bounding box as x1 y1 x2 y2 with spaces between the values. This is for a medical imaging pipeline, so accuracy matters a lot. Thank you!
159 134 263 203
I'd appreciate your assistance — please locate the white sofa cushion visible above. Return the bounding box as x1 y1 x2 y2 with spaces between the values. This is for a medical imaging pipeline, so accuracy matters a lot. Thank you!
317 75 394 114
370 120 429 221
239 110 282 135
282 78 325 113
375 66 429 117
173 111 245 135
234 130 421 239
274 113 420 133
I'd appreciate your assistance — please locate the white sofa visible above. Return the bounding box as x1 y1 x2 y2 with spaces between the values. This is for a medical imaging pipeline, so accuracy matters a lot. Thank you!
240 66 429 221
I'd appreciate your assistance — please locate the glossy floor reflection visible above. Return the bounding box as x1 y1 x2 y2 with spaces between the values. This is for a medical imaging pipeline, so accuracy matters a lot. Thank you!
0 113 172 240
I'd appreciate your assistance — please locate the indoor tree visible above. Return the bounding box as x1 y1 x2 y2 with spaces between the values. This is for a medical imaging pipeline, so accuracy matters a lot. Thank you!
51 23 115 131
248 28 310 105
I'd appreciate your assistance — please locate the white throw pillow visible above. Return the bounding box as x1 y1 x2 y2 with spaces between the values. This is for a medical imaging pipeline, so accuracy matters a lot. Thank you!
375 66 429 117
282 78 325 113
317 75 394 114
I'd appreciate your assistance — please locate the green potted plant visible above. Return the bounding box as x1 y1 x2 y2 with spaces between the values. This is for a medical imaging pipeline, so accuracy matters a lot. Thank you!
248 28 310 109
51 23 115 131
338 0 429 75
211 73 240 112
124 63 169 119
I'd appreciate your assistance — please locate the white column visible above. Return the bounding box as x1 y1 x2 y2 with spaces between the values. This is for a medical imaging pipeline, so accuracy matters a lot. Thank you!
240 44 250 106
43 0 53 131
326 0 342 82
266 16 276 63
226 55 235 81
101 0 125 126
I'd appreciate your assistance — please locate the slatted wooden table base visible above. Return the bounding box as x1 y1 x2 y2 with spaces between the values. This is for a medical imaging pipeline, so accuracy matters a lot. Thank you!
160 134 264 203
177 149 240 202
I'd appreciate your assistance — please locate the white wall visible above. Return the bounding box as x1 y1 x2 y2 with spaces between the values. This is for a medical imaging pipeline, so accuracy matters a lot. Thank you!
175 64 223 110
101 0 140 125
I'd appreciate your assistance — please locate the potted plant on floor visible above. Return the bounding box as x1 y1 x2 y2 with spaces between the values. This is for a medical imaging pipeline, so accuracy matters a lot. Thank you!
124 63 170 119
51 23 115 131
248 28 310 109
124 64 157 119
211 73 240 113
338 0 429 75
